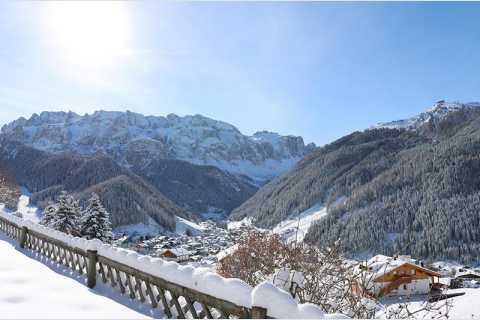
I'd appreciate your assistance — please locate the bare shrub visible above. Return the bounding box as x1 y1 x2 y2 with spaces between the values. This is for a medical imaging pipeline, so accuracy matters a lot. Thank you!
218 232 452 319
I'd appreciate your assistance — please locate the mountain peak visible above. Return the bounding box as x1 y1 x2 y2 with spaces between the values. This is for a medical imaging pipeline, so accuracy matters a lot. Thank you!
372 100 480 131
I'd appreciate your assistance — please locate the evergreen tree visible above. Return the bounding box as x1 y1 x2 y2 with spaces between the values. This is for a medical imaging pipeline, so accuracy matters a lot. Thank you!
50 191 80 235
80 193 113 242
40 201 57 227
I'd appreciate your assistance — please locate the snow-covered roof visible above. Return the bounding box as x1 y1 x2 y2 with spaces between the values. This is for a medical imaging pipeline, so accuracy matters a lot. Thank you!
216 244 239 261
160 247 191 257
362 254 440 280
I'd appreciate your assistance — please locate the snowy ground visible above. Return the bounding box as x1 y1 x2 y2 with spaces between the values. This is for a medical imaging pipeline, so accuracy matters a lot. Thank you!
381 289 480 319
17 188 41 223
175 216 204 235
0 232 161 319
0 188 41 224
273 203 328 242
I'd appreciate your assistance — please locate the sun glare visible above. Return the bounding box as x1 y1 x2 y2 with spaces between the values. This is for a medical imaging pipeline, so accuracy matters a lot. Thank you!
46 1 131 73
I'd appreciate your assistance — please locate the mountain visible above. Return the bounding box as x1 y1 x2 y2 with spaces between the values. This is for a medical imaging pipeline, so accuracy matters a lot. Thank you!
0 138 190 231
231 101 480 263
133 159 258 219
372 100 480 131
1 110 315 183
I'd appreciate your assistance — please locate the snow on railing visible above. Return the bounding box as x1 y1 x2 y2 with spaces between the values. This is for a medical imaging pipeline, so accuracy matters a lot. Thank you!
0 211 344 319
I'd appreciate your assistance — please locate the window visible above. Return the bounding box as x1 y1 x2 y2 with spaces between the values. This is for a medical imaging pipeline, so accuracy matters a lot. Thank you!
411 269 416 275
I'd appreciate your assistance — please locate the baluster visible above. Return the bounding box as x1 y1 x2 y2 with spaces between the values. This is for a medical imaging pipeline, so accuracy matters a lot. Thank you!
145 281 157 308
157 287 173 318
107 265 117 287
126 273 136 299
170 293 185 319
116 269 126 294
184 296 199 318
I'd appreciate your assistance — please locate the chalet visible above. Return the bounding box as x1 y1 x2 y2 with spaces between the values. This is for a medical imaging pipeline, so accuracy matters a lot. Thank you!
452 269 480 288
158 248 191 262
361 255 441 297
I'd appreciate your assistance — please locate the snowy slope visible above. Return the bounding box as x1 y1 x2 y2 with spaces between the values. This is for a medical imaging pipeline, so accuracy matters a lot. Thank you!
175 216 204 236
273 203 329 243
1 111 315 181
16 188 41 223
372 101 480 130
0 233 157 319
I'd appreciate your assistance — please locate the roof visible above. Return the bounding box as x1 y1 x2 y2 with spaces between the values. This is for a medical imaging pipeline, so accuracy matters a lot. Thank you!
361 254 441 280
160 248 191 257
216 244 238 261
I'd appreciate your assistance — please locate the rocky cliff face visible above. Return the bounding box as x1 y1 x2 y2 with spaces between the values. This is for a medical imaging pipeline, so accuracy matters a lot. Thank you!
1 111 315 182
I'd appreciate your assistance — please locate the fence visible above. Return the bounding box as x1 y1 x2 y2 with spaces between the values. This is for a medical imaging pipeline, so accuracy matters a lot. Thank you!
0 213 330 319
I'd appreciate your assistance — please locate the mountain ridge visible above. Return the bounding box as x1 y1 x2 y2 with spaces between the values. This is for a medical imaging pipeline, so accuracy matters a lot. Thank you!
1 110 315 182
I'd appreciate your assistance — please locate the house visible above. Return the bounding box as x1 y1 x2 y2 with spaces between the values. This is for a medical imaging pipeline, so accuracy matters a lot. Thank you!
360 255 441 297
158 248 192 262
452 269 480 288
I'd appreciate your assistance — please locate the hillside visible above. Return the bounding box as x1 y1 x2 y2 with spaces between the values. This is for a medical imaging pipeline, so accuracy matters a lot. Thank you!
231 101 480 262
134 159 257 218
0 139 189 231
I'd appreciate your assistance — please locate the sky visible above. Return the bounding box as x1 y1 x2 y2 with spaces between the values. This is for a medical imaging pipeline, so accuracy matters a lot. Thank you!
0 1 479 145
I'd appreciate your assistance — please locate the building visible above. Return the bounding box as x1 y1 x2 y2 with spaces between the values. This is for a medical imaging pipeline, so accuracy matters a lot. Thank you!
158 248 192 262
360 255 441 297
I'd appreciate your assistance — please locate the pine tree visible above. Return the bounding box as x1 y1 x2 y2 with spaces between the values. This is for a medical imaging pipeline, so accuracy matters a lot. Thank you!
80 193 113 242
40 201 57 227
50 191 80 235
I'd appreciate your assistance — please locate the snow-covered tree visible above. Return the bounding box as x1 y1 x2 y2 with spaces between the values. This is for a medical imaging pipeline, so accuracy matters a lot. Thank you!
80 193 113 242
50 191 80 235
40 201 57 227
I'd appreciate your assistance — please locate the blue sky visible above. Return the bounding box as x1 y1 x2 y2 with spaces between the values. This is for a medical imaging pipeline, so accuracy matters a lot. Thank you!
0 1 479 145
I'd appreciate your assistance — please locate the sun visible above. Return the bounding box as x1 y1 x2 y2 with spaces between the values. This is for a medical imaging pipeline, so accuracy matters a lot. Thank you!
46 1 131 72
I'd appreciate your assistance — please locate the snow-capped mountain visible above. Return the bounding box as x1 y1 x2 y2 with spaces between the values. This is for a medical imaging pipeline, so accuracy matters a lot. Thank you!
1 111 315 182
372 101 480 130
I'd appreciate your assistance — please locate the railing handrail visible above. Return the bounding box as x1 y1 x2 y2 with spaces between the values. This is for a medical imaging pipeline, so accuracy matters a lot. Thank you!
0 212 331 319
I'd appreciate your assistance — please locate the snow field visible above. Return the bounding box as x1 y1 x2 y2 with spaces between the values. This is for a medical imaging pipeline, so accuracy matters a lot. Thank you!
0 232 154 319
273 202 328 243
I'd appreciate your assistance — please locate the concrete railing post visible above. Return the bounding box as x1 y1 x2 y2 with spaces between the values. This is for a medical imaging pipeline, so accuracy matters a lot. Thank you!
19 226 28 248
251 306 268 319
87 250 98 289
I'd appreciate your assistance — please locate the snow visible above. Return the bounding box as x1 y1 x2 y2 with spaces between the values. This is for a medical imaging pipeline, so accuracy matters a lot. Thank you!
16 195 40 223
0 232 156 319
0 205 342 319
2 110 313 182
360 254 431 281
372 101 480 131
216 244 239 261
251 281 346 319
0 211 254 308
175 216 204 236
227 217 254 230
273 202 329 243
380 288 480 319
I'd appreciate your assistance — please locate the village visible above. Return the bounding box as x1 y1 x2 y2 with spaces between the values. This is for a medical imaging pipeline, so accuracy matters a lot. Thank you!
113 220 255 268
114 219 480 300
